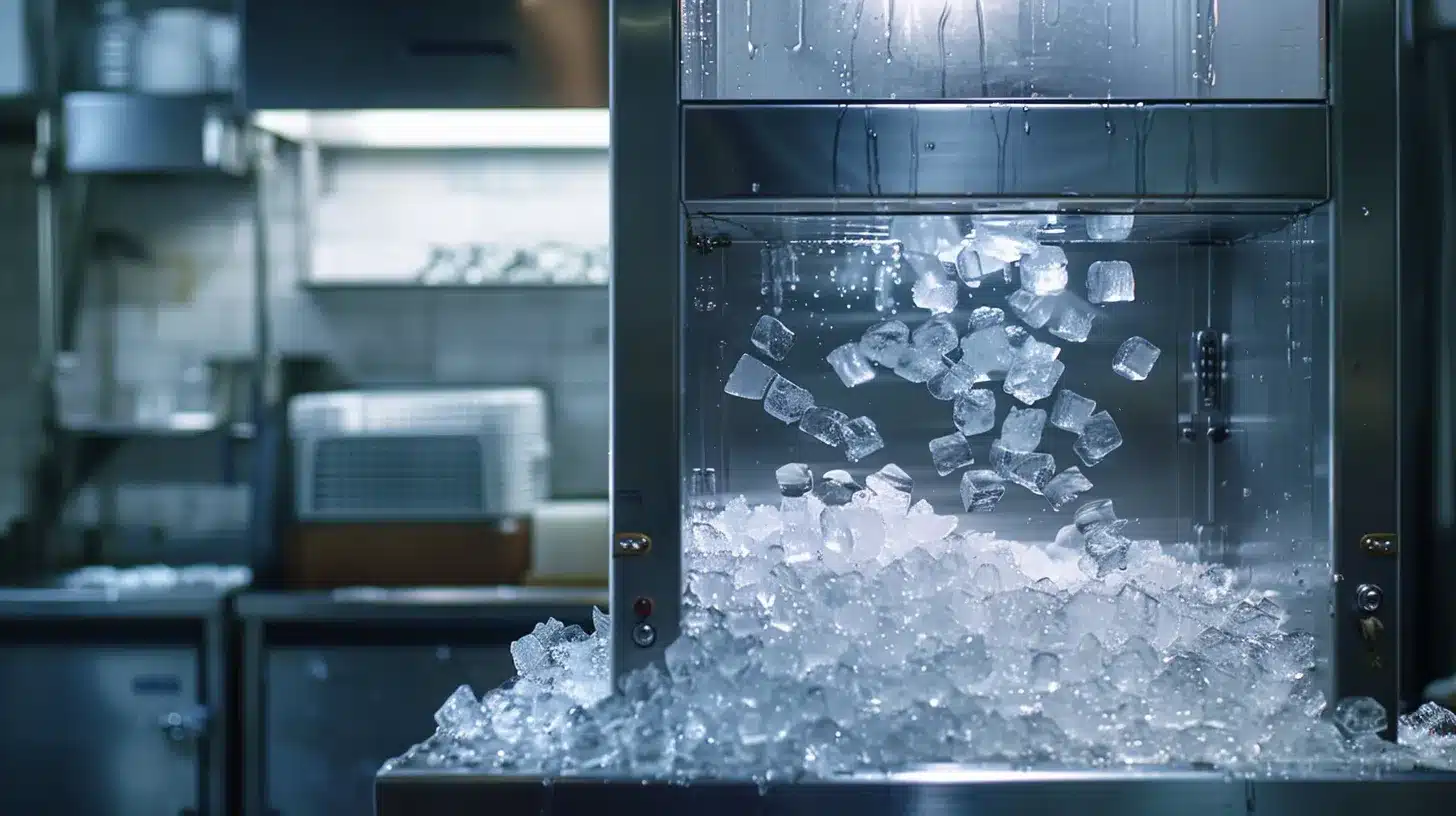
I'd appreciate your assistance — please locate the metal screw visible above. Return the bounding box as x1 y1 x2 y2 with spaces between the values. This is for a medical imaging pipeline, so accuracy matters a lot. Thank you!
1355 583 1383 613
631 623 657 648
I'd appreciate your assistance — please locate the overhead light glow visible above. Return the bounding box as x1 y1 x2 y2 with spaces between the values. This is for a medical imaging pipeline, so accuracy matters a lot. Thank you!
251 108 608 150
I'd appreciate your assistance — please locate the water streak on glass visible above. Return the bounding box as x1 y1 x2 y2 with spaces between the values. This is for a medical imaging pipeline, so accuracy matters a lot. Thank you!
936 2 952 98
886 0 897 63
973 0 989 97
1132 0 1141 47
848 0 868 95
1045 0 1063 27
789 0 806 53
746 0 758 59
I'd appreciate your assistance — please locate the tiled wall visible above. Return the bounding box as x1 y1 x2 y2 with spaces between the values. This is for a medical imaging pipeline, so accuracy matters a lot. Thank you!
0 147 610 561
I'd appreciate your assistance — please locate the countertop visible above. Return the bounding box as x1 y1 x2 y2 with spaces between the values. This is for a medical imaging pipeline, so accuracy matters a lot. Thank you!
0 586 233 619
234 586 608 623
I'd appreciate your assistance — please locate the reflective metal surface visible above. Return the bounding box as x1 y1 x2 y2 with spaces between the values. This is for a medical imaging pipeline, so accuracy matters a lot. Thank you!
682 104 1329 211
62 93 246 175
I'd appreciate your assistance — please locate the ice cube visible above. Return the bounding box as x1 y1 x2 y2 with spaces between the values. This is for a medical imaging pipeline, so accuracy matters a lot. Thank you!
1399 702 1456 748
763 376 815 423
1086 214 1136 242
1007 289 1056 329
1049 295 1097 343
1004 324 1029 347
1074 498 1118 532
1087 260 1136 303
904 499 958 542
1000 407 1047 452
927 361 979 400
929 433 975 476
813 469 860 505
1018 337 1061 364
860 320 912 367
912 315 960 355
510 634 550 675
865 463 913 498
826 342 875 387
960 469 1007 512
1018 245 1069 295
751 315 795 360
893 348 947 383
1084 525 1131 576
1004 450 1056 495
1050 390 1098 433
1331 696 1388 737
954 245 1008 287
1113 336 1161 381
1044 467 1094 510
960 327 1016 376
1073 410 1124 466
843 416 885 462
724 354 777 399
972 217 1040 263
968 306 1006 332
891 215 963 255
953 389 997 436
1004 358 1065 405
591 605 610 635
911 269 959 314
800 406 849 447
434 684 481 732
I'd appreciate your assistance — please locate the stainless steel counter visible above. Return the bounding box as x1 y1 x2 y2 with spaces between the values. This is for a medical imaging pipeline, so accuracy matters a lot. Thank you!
0 585 234 619
234 585 607 623
376 767 1456 816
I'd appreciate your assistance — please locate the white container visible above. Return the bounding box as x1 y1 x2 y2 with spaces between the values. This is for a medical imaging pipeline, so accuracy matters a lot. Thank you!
136 7 209 94
206 13 238 92
0 0 30 96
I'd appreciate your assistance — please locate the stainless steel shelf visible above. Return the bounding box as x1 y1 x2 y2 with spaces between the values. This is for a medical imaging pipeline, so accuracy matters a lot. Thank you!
682 103 1329 214
377 767 1456 816
62 92 247 175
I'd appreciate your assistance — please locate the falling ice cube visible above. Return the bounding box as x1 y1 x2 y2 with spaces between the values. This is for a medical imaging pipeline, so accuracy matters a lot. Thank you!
1050 389 1097 433
800 406 849 447
826 342 875 388
1087 260 1136 304
860 320 912 367
1086 214 1136 242
894 348 947 383
1005 451 1056 495
912 314 960 355
929 433 975 476
843 416 885 462
967 306 1006 332
1332 696 1389 737
954 245 1008 287
750 315 795 360
928 361 979 401
911 269 959 314
960 327 1016 376
953 389 997 436
1018 337 1061 364
960 469 1007 512
890 215 963 255
776 463 814 497
1044 467 1094 510
1018 245 1069 295
1073 410 1123 466
1007 289 1056 329
724 354 777 399
972 217 1040 263
1049 295 1097 343
763 376 814 423
1074 498 1118 531
1113 336 1161 381
1000 407 1047 452
1084 525 1132 576
1004 358 1065 405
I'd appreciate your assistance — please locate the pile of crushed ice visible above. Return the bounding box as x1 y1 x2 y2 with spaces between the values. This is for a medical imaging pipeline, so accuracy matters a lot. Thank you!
393 215 1456 779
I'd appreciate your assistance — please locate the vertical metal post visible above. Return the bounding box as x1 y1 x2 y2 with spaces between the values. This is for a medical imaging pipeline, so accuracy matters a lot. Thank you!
609 0 683 683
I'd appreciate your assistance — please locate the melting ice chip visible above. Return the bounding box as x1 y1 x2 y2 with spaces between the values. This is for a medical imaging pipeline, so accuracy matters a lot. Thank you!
960 469 1006 512
953 389 997 436
826 342 875 388
1050 389 1098 434
911 269 959 314
1007 289 1057 329
860 320 912 367
842 416 885 462
750 315 795 360
929 432 975 476
960 326 1016 377
1086 214 1136 242
1073 410 1123 466
1004 358 1065 405
1019 245 1070 295
763 376 815 423
800 406 849 447
1044 467 1094 510
967 306 1006 332
912 315 960 355
890 215 963 255
1074 498 1118 532
434 685 481 733
971 216 1040 263
1113 336 1161 381
954 245 1008 287
1000 407 1047 452
1087 260 1136 303
775 463 814 497
1332 696 1389 737
1049 295 1097 343
813 469 860 505
724 354 777 399
927 361 979 401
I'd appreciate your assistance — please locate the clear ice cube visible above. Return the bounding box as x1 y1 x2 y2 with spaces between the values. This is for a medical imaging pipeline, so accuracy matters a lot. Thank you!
1006 289 1056 329
1018 337 1061 364
1000 407 1047 452
972 217 1040 263
927 361 979 401
751 315 795 360
1050 390 1098 433
911 269 959 314
929 433 975 476
813 469 859 505
763 376 815 423
912 315 960 355
510 633 550 674
1004 324 1030 347
968 306 1006 332
865 463 913 498
904 499 958 542
1004 358 1065 405
1049 295 1097 343
1019 245 1069 295
1074 498 1118 532
960 469 1007 512
1086 214 1136 242
843 416 885 462
960 327 1016 376
1113 336 1161 381
860 320 912 367
953 389 997 436
434 684 481 732
724 354 777 399
1004 450 1056 495
1073 410 1124 466
954 245 1008 287
826 342 875 387
890 215 963 255
1087 260 1136 303
800 406 849 447
1044 467 1094 510
1331 696 1388 737
894 348 947 383
1084 524 1132 576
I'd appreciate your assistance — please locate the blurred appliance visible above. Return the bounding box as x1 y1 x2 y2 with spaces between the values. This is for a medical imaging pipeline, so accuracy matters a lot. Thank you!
0 0 29 97
285 388 551 588
527 500 609 586
136 7 210 95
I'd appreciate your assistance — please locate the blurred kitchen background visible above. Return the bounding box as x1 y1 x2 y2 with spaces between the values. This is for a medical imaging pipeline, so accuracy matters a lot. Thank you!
0 1 610 813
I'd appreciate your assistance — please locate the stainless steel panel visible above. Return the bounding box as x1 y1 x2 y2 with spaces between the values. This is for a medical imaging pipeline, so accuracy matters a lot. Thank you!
62 93 247 175
0 646 202 816
681 104 1330 210
610 0 684 681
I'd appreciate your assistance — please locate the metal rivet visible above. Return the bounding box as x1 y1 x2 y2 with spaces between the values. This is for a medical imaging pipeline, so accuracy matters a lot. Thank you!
631 623 657 648
1355 584 1383 613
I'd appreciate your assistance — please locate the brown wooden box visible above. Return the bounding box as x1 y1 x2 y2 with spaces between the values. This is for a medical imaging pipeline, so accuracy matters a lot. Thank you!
284 519 532 588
